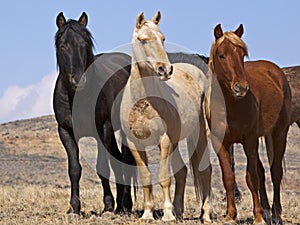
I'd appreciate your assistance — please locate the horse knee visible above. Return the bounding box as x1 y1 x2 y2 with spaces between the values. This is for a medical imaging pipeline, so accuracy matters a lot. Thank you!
68 163 82 181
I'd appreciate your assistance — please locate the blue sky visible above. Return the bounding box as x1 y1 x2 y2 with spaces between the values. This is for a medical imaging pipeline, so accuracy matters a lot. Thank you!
0 1 299 123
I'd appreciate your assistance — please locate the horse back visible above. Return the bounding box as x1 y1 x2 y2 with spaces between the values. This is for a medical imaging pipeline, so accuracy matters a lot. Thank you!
245 60 291 135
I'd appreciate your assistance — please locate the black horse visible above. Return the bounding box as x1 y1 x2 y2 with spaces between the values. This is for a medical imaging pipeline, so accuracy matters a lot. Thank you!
54 12 136 215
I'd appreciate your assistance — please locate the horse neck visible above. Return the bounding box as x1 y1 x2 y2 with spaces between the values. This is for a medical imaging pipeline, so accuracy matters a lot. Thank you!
129 60 168 108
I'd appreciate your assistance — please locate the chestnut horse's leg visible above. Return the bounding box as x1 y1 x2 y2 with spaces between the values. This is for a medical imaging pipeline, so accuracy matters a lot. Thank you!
58 126 82 214
269 129 288 225
229 144 242 202
213 137 237 223
171 146 187 220
243 138 266 224
159 134 176 222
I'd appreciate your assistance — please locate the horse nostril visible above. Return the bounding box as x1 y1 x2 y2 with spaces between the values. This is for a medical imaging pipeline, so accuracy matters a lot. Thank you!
234 82 241 92
158 66 166 75
169 65 173 75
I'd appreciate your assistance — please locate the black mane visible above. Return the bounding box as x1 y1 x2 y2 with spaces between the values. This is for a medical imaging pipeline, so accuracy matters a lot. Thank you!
55 19 94 50
167 52 209 74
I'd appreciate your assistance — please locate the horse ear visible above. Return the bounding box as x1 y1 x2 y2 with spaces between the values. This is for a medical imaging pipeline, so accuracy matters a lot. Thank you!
152 11 161 25
234 24 244 38
214 24 223 40
136 12 145 29
79 12 88 27
56 12 66 28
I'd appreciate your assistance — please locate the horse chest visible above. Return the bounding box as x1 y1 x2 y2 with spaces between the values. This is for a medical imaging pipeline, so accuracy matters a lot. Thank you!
225 97 259 141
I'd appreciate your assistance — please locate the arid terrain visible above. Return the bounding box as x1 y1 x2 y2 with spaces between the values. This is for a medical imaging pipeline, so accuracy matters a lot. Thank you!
0 115 299 224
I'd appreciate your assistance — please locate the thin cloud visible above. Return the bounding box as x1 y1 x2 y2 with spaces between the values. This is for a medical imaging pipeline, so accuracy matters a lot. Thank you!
0 72 57 123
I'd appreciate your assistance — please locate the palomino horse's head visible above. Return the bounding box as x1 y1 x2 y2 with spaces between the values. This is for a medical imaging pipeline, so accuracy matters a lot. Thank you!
55 12 94 91
209 24 249 97
132 11 173 81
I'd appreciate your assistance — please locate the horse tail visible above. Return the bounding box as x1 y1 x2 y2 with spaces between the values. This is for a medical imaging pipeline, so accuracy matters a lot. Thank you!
188 95 212 203
120 130 138 200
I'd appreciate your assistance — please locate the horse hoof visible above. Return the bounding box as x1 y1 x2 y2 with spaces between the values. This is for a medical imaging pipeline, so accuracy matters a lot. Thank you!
272 217 283 225
201 217 212 224
115 206 132 215
253 217 267 225
162 213 176 222
223 216 236 225
103 195 114 212
141 209 155 222
67 207 80 215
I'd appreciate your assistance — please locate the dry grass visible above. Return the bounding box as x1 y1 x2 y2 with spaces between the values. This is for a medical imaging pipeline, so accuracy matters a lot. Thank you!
0 185 299 224
0 115 299 224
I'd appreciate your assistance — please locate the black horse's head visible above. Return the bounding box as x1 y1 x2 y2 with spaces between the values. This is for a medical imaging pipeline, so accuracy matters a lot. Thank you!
55 12 94 91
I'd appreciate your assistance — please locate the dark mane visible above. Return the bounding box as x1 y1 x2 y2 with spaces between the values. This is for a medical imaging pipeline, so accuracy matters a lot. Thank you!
55 19 94 50
167 52 209 74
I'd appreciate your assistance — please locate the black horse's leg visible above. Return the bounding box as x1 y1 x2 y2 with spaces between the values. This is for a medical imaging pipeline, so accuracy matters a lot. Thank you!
109 134 131 214
97 122 114 213
58 126 82 214
119 144 136 214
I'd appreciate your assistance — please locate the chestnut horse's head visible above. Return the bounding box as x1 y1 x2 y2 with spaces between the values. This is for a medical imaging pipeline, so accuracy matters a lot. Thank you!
132 11 173 81
209 24 249 97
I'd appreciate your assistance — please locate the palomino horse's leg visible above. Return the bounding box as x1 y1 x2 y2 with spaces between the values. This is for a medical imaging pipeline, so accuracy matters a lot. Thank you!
159 134 176 222
129 144 154 221
171 145 187 220
243 138 266 225
58 126 82 214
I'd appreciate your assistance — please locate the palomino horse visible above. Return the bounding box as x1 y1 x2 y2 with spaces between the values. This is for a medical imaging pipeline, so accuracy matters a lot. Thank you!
207 24 291 224
54 12 135 215
120 11 212 222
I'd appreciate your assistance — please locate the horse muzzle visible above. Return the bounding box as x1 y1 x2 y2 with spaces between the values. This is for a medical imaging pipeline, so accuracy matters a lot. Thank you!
156 64 173 81
69 73 87 91
231 82 249 97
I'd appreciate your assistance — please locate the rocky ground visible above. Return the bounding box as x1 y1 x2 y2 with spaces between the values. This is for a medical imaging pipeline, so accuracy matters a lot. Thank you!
0 115 299 224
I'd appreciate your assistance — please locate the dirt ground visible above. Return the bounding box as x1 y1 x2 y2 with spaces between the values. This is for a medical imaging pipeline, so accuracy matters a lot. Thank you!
0 115 299 224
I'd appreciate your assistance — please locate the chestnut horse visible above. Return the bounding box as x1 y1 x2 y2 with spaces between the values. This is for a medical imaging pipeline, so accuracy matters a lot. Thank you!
207 24 291 224
230 65 300 202
283 66 300 125
119 11 211 222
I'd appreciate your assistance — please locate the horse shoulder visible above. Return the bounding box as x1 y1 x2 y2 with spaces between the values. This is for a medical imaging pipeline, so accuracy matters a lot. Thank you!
53 74 73 129
172 63 208 94
244 60 290 134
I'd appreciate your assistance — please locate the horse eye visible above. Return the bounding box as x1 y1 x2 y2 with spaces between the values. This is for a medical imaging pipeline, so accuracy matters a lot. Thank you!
140 39 147 45
219 54 225 59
